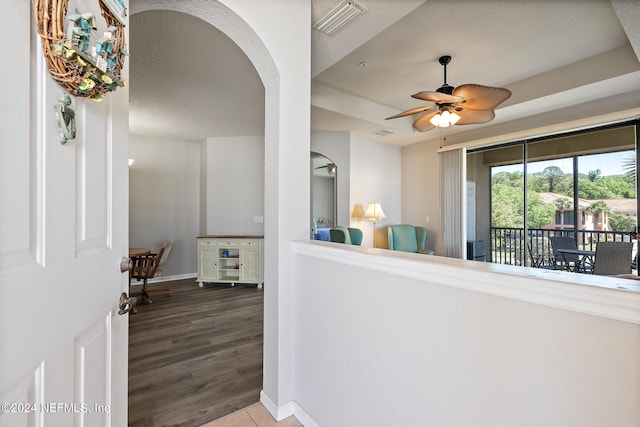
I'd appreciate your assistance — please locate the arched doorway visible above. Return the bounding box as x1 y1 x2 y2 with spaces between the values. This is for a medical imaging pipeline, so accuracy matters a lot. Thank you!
129 0 310 423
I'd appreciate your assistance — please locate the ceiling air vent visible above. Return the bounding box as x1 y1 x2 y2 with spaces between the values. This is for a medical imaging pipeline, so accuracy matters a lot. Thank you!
313 0 367 36
374 129 395 136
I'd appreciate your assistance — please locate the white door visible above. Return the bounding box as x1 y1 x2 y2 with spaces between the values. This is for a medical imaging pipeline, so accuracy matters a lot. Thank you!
0 1 129 426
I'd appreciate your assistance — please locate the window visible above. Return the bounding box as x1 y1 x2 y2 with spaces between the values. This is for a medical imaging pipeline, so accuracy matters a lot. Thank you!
467 122 638 267
556 211 574 226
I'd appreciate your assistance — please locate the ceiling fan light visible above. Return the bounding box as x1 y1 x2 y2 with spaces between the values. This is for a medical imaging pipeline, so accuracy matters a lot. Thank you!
429 109 461 128
429 113 442 127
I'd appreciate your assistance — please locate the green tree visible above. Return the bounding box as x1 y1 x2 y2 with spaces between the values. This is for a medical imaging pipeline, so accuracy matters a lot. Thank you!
551 175 573 196
527 192 555 228
599 175 635 198
587 169 601 182
492 182 523 227
609 213 636 232
588 200 611 230
542 166 563 193
577 179 614 199
493 170 523 188
492 183 554 228
622 154 636 182
526 173 546 193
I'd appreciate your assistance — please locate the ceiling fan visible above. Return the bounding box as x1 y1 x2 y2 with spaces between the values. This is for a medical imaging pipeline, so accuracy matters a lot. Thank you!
315 163 337 174
386 55 512 132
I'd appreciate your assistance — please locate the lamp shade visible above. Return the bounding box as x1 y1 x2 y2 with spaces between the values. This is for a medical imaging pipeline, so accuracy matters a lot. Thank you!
363 202 386 220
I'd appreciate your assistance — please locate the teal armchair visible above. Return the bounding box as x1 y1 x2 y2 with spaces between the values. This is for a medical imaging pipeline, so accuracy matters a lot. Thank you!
329 227 363 246
388 224 434 255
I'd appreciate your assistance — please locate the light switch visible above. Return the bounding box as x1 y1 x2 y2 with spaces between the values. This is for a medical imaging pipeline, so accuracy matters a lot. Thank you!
253 215 264 224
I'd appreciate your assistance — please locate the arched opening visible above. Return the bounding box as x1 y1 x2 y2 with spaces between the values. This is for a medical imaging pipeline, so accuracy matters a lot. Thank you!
128 1 290 424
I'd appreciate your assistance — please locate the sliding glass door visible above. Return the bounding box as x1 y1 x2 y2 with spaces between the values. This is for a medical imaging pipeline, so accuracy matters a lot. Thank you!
466 121 638 268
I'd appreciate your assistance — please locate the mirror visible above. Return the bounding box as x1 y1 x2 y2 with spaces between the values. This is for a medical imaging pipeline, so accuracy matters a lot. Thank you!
311 151 337 240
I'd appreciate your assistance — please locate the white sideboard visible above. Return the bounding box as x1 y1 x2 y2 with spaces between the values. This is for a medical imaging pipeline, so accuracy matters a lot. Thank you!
196 236 264 288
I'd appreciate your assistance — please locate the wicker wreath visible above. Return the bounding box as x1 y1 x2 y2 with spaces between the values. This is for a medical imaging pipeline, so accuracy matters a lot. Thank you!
32 0 126 100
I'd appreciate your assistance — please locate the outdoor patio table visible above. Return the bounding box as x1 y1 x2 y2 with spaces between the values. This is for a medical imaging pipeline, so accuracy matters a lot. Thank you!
556 248 595 273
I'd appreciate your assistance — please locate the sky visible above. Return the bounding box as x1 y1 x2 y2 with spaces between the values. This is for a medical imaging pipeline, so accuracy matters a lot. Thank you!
493 150 634 177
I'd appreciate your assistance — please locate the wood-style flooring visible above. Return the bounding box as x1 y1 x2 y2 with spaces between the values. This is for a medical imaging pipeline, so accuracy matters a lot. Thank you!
128 278 264 427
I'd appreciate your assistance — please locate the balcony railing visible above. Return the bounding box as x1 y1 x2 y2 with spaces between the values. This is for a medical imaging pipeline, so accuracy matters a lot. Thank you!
489 227 635 267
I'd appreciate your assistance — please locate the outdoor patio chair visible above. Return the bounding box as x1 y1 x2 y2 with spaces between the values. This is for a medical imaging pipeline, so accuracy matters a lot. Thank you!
549 236 583 271
592 241 633 276
527 238 556 269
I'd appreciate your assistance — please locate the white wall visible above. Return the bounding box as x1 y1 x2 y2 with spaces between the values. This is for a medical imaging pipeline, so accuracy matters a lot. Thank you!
293 242 640 427
204 136 265 235
350 136 402 248
129 135 200 277
199 140 208 234
311 132 403 249
129 135 266 277
401 140 442 254
218 0 310 407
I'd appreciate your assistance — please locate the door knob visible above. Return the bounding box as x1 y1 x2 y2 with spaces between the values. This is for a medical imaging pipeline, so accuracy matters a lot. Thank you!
120 256 133 273
118 292 137 315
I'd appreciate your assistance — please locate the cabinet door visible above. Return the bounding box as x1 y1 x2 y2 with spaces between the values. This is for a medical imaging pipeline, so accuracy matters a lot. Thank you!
240 247 259 282
199 246 219 281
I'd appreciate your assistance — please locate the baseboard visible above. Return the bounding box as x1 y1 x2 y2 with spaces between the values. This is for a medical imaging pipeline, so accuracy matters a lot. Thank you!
290 403 319 427
260 390 320 427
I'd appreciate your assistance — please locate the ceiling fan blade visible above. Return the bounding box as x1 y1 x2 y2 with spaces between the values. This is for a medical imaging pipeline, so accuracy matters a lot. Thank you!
455 108 495 125
412 91 463 104
386 105 436 120
412 110 438 132
452 84 511 110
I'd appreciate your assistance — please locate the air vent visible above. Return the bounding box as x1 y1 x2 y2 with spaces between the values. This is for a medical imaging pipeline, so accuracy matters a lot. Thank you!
374 129 396 136
313 0 367 36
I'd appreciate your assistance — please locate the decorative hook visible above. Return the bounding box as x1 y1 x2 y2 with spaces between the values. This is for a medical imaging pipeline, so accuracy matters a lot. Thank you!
54 93 76 145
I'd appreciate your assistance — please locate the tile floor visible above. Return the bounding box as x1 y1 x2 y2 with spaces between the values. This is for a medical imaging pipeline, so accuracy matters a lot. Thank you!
201 403 303 427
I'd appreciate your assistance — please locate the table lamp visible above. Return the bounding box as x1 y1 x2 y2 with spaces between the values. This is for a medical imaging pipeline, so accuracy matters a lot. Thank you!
363 202 386 247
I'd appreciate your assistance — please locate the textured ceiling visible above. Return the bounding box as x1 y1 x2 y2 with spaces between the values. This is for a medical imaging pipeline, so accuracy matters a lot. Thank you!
129 0 640 146
129 10 264 141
